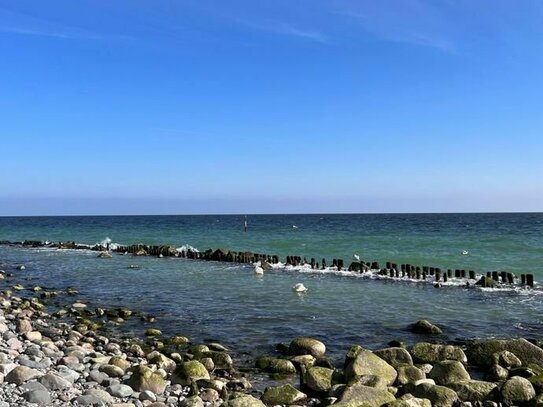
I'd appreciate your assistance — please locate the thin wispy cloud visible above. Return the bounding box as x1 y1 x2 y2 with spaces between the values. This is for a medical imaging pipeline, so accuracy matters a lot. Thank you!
335 1 457 52
0 8 131 42
232 17 328 43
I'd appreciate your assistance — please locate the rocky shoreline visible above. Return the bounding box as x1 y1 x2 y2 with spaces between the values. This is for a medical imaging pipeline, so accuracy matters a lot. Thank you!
1 259 543 407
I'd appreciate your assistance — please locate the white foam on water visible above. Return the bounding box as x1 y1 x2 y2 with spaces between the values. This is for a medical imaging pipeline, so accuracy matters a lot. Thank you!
176 244 200 253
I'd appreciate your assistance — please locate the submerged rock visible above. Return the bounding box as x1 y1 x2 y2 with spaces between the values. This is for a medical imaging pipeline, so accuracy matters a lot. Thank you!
410 320 443 335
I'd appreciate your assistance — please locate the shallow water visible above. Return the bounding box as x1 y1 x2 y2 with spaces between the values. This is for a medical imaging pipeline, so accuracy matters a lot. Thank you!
1 213 543 364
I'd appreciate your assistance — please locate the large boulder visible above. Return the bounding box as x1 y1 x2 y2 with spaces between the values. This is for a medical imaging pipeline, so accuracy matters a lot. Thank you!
493 350 522 369
374 347 413 367
411 342 467 364
411 383 458 407
345 350 397 385
448 380 498 402
172 361 210 385
500 376 536 406
467 338 543 367
289 337 326 357
305 366 334 393
427 360 470 385
334 382 396 407
261 384 306 405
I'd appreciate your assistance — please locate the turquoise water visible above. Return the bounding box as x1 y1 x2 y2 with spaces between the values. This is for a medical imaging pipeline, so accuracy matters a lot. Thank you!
0 213 542 362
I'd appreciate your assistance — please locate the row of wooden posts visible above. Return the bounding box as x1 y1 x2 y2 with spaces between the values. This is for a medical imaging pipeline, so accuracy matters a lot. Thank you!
2 240 536 288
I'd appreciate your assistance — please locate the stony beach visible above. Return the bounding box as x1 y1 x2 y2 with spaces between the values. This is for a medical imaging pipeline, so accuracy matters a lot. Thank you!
1 252 543 407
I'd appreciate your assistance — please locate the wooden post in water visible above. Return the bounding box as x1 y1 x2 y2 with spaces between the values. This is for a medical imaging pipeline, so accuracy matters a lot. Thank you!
527 274 534 287
435 270 441 282
507 273 514 284
492 271 499 282
469 270 475 280
500 271 507 283
443 273 448 283
447 269 452 278
461 270 466 278
521 274 526 285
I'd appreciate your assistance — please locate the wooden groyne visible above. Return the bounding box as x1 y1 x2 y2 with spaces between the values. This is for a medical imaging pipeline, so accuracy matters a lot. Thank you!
0 240 536 288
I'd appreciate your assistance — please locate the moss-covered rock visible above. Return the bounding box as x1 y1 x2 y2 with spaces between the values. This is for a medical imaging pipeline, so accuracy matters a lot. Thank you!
223 394 266 407
334 382 396 407
492 350 522 369
467 338 543 368
256 357 296 374
411 342 467 364
427 360 470 385
374 347 413 367
385 394 431 407
291 354 316 369
261 384 306 405
448 380 498 402
145 328 162 336
289 337 326 357
396 364 426 386
180 396 204 407
109 356 130 372
126 365 167 394
411 383 458 407
500 376 536 406
345 350 397 385
202 351 233 369
305 366 334 393
171 360 210 385
148 352 176 373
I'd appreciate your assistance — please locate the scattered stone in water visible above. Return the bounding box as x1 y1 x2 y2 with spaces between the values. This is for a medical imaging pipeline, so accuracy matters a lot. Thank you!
410 319 443 335
145 328 162 336
289 337 326 358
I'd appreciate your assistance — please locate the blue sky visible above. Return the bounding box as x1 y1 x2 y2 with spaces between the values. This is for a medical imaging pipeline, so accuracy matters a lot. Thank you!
1 1 542 215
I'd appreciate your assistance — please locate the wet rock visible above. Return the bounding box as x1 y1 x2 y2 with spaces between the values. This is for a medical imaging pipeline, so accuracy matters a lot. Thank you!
334 382 396 407
261 384 307 405
448 380 498 402
305 366 334 393
344 350 397 385
148 351 176 372
428 360 471 385
411 342 467 364
374 347 414 367
411 383 459 407
5 365 43 384
486 364 509 381
467 338 543 367
410 320 443 335
500 376 535 406
289 337 326 357
256 357 296 374
127 365 167 394
171 360 210 386
203 350 233 369
145 328 162 336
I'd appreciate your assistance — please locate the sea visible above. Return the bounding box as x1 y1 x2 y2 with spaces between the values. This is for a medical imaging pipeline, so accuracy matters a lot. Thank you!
0 213 542 364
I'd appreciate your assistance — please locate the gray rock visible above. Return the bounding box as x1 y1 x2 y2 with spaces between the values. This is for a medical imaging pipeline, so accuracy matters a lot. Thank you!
396 365 426 385
374 347 413 367
84 388 114 404
22 388 52 405
492 350 522 369
140 390 157 402
108 383 134 398
5 365 43 384
57 365 80 383
500 376 535 406
428 360 471 385
40 372 72 390
89 369 109 384
180 395 204 407
74 394 108 406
